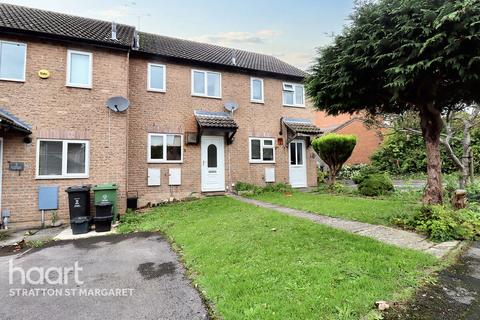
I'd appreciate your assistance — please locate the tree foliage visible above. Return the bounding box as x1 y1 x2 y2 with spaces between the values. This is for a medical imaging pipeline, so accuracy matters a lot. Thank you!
371 114 480 175
312 134 357 184
306 0 480 204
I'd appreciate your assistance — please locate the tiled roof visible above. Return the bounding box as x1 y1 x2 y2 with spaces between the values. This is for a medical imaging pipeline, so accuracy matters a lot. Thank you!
0 108 32 134
138 32 307 79
194 111 238 129
0 3 134 47
283 118 323 135
0 3 307 78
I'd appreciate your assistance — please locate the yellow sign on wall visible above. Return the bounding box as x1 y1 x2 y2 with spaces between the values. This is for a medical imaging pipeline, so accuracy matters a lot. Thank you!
38 69 50 79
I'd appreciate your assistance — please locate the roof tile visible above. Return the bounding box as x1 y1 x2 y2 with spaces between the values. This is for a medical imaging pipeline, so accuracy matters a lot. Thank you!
138 32 307 79
194 111 238 129
0 3 134 47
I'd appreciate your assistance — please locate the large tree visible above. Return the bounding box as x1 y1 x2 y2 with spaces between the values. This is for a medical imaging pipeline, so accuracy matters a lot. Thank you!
306 0 480 204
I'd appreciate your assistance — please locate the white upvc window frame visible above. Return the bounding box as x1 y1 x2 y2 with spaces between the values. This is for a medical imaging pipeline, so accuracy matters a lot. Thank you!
66 49 93 88
191 69 222 99
249 137 276 164
0 40 27 82
36 139 90 179
147 63 166 92
282 82 305 108
147 133 184 163
250 77 264 103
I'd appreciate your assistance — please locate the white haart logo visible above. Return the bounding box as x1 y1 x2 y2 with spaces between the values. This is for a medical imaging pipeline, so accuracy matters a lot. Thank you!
9 259 84 285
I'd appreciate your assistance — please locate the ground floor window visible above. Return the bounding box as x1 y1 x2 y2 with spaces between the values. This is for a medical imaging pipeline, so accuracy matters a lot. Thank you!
36 139 89 179
148 133 183 163
249 137 275 163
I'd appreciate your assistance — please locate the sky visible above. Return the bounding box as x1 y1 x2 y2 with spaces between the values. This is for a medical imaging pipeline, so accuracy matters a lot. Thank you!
3 0 355 70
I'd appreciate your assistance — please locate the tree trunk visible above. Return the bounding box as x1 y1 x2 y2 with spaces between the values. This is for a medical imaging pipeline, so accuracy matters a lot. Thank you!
460 118 473 189
420 105 443 204
329 168 337 185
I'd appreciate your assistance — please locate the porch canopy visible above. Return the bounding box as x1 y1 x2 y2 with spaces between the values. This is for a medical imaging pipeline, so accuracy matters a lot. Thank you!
281 117 323 144
194 110 238 144
0 108 32 135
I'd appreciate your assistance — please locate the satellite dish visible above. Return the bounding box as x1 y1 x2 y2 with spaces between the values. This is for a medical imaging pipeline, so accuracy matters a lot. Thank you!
106 96 129 112
224 101 239 113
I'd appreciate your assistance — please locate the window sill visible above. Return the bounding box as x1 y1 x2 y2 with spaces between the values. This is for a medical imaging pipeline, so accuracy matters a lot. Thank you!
66 83 92 89
249 161 276 164
36 175 89 180
251 100 264 104
283 104 306 108
147 160 184 164
191 94 222 100
0 78 25 83
147 88 166 93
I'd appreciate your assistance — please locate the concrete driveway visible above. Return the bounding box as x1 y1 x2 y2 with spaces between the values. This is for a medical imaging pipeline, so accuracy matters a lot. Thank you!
0 233 208 320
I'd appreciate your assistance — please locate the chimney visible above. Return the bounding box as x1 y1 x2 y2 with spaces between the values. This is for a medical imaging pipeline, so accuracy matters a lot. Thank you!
133 30 140 50
231 49 237 66
111 21 117 40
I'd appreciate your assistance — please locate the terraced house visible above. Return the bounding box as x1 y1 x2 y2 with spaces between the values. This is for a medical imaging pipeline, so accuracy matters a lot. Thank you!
0 3 322 229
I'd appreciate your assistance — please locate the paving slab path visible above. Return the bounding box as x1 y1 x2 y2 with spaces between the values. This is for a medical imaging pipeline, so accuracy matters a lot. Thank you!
233 195 459 258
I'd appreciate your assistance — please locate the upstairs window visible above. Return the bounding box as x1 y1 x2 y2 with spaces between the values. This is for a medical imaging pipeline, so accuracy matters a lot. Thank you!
192 70 221 98
249 138 275 163
0 41 26 82
36 139 89 179
147 63 166 92
148 133 183 163
66 50 92 88
251 77 264 103
283 83 305 107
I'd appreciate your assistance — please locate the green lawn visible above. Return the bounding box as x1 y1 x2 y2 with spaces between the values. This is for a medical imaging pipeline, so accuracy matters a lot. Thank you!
119 197 436 320
249 191 420 226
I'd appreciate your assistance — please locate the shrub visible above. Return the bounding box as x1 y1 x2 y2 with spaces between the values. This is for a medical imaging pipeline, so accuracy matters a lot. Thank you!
371 120 480 176
234 182 262 194
358 174 394 196
337 164 367 180
352 165 381 184
234 182 256 191
312 134 357 185
263 183 293 193
467 182 480 202
235 182 292 195
397 205 480 241
315 182 350 194
317 169 327 184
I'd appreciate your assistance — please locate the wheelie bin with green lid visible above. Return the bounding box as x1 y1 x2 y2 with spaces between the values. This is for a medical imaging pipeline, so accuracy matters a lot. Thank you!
92 183 119 222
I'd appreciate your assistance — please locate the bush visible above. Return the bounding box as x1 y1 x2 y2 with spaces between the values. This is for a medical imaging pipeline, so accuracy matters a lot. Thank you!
234 182 262 194
396 205 480 241
235 182 292 195
263 183 293 193
317 169 327 184
312 133 357 184
358 174 394 196
337 164 367 180
352 165 381 184
467 182 480 202
235 182 257 192
371 120 480 176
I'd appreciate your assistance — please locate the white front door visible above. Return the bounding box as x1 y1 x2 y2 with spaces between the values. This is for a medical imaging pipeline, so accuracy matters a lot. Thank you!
201 136 225 192
289 140 307 188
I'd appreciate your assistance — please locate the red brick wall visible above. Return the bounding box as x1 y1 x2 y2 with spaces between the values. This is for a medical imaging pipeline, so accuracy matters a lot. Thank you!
128 56 318 206
334 120 384 164
0 34 319 229
315 112 384 164
0 35 129 229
